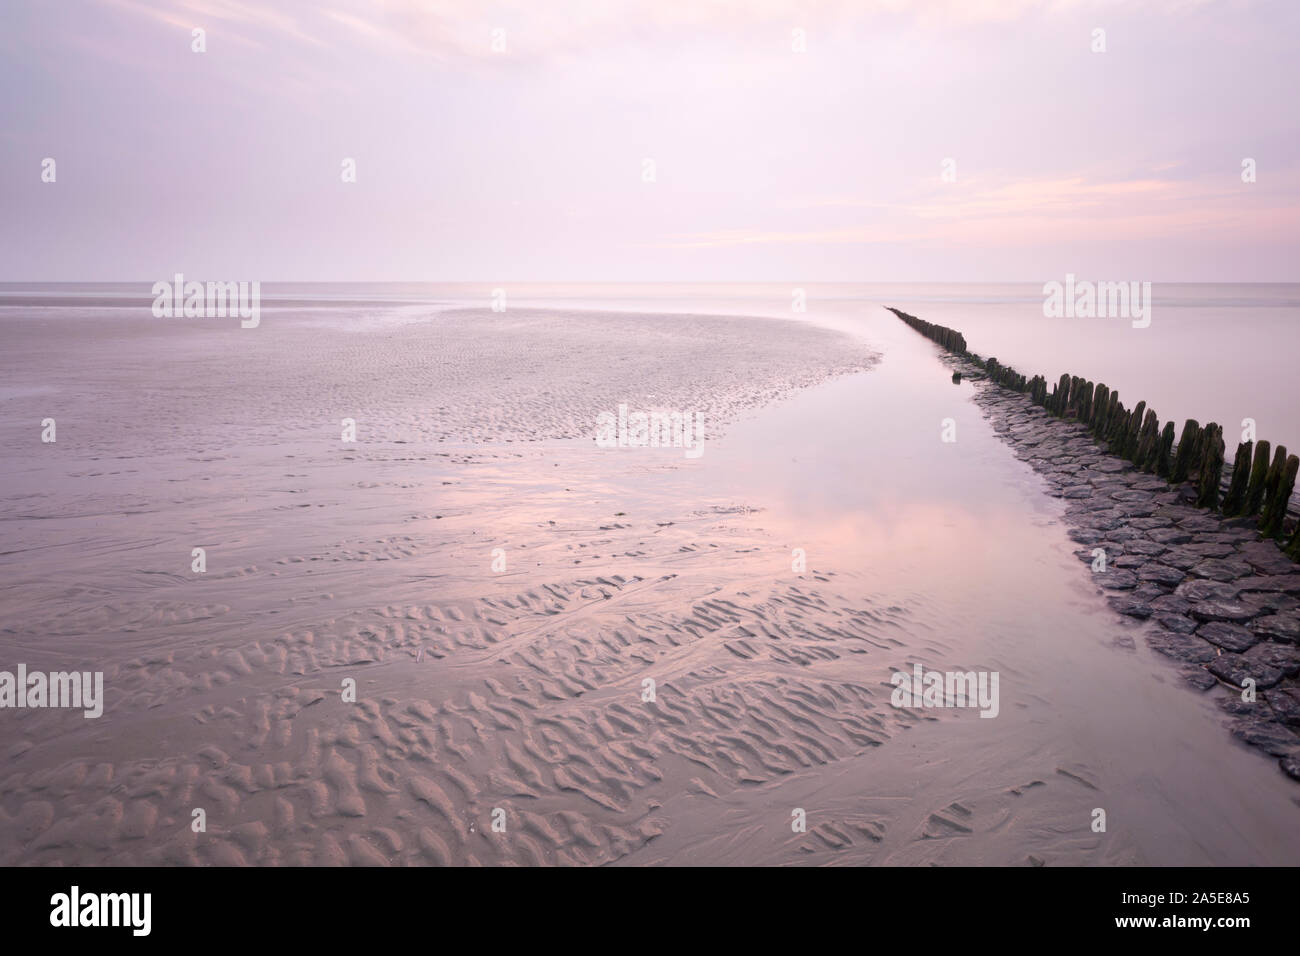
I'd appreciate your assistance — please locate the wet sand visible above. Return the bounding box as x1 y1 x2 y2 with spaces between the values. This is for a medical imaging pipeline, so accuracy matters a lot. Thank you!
1 301 1297 866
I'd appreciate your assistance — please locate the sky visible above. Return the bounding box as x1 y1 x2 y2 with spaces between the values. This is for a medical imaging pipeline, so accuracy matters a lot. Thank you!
1 0 1298 282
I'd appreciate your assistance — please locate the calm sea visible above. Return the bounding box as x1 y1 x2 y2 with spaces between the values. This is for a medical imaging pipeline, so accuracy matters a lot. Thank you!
3 281 1297 454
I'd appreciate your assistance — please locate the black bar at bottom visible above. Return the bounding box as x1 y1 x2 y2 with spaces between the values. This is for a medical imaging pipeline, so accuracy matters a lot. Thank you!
0 865 1275 943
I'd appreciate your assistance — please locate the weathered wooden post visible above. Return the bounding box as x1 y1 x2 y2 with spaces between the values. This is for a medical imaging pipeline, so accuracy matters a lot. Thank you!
1115 407 1129 454
1221 441 1253 516
1124 401 1147 461
1078 381 1094 423
1196 423 1225 509
1135 409 1160 472
1170 419 1201 483
1243 439 1272 517
1260 452 1298 538
1105 392 1122 444
1155 421 1175 478
1033 376 1047 406
1091 384 1110 435
1257 445 1289 532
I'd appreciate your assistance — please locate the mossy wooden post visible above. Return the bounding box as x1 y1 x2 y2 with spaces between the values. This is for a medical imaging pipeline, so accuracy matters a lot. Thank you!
1260 452 1298 538
1092 384 1110 435
1147 410 1165 469
1287 519 1300 561
1078 381 1094 424
1105 392 1121 444
1055 374 1070 416
1258 445 1289 532
1221 441 1253 516
1155 421 1175 478
1196 423 1225 509
1170 419 1201 483
1243 439 1272 517
1106 402 1126 449
1124 401 1146 461
1188 425 1205 473
1132 409 1151 467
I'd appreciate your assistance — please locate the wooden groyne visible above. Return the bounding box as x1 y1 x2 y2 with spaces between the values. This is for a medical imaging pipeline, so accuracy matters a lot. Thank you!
887 306 1300 563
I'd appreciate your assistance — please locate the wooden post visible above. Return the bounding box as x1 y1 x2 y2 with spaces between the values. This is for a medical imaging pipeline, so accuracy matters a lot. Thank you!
1221 441 1253 516
1124 401 1146 461
1260 452 1298 538
1243 439 1272 517
1078 381 1094 423
1170 419 1201 483
1135 409 1161 472
1196 423 1225 509
1091 384 1110 435
1107 402 1124 448
1155 421 1175 478
1258 445 1289 532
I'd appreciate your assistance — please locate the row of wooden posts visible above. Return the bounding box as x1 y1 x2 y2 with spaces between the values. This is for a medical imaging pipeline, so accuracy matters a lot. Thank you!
887 307 1300 562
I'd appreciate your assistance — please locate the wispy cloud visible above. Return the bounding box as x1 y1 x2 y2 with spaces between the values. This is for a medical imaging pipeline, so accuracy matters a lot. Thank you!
96 0 1231 61
657 168 1300 248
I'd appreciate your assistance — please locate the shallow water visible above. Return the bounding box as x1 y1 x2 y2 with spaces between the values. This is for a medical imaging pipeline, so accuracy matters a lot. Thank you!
0 288 1296 866
633 306 1300 864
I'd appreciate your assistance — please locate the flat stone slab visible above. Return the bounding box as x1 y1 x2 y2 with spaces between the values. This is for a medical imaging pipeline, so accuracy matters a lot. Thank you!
1136 564 1185 587
1184 542 1238 559
1239 541 1300 575
1124 538 1169 555
1235 574 1300 596
1096 570 1139 591
1197 621 1260 652
1241 592 1300 615
1249 613 1300 645
1147 627 1216 662
1190 558 1255 582
1228 716 1298 757
1266 687 1300 729
1178 515 1226 533
1147 528 1195 545
1244 642 1300 678
1208 653 1283 689
1176 580 1240 603
1152 612 1197 634
1158 550 1203 572
1182 667 1219 691
1190 600 1257 624
1108 595 1153 618
1111 490 1154 502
